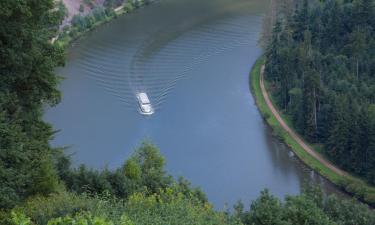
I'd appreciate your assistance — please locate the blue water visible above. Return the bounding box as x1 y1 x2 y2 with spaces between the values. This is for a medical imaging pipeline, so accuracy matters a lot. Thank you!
45 0 343 208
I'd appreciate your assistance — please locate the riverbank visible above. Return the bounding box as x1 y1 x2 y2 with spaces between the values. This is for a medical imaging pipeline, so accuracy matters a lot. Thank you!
47 0 343 207
55 0 155 47
250 58 375 207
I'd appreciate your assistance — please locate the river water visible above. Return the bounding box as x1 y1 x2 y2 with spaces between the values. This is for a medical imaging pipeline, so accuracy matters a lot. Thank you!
45 0 343 208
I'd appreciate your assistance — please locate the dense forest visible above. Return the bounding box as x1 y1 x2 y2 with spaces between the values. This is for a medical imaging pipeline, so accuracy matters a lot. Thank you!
0 0 374 224
265 0 375 185
0 0 65 209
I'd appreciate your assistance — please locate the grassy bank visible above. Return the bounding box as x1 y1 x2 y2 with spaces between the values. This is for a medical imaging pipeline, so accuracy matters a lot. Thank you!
249 57 375 207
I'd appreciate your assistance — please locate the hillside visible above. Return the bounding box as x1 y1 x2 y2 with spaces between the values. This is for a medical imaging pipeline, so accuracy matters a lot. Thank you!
60 0 108 26
264 0 375 198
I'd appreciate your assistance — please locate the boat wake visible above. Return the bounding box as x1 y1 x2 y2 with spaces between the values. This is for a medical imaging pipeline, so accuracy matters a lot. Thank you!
76 15 260 114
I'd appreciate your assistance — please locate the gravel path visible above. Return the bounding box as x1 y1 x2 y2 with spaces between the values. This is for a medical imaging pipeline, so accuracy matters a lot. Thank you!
260 65 346 177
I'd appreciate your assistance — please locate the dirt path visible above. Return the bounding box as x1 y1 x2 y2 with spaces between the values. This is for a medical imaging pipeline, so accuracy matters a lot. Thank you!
259 65 346 177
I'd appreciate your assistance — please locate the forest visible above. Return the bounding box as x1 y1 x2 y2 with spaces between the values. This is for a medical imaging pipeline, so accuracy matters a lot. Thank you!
0 0 374 224
265 0 375 185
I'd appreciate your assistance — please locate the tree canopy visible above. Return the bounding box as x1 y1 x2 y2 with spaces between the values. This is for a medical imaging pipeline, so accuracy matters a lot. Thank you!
1 1 374 224
0 0 65 209
264 0 375 185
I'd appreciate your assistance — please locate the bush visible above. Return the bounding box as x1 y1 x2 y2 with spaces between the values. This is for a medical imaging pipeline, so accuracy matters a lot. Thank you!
45 212 117 225
123 3 134 12
13 192 102 225
12 188 237 225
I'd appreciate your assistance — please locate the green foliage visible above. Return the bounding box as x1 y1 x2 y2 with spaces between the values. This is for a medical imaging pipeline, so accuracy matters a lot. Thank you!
245 190 284 225
47 212 114 225
2 2 375 225
57 1 68 19
12 185 375 225
238 186 374 225
281 195 334 225
69 4 114 39
241 188 333 225
0 0 65 209
104 0 126 8
123 159 141 180
123 3 135 12
324 195 375 225
174 177 208 203
264 0 375 185
59 142 170 197
121 189 237 225
12 192 104 225
11 211 32 225
129 142 172 193
61 0 148 47
250 55 375 206
10 186 232 225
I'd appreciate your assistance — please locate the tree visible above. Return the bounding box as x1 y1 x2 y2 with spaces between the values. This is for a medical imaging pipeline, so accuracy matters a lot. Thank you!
326 96 350 166
291 0 309 41
282 195 334 225
0 0 64 208
130 142 172 193
123 159 141 181
324 195 375 225
263 0 375 184
245 190 284 225
347 27 367 79
353 0 375 28
364 104 375 184
265 19 283 82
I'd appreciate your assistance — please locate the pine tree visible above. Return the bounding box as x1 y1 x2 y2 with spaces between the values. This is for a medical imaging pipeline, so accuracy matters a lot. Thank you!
365 104 375 184
302 69 320 141
266 19 283 82
291 0 309 41
353 0 374 28
0 0 64 208
326 96 350 167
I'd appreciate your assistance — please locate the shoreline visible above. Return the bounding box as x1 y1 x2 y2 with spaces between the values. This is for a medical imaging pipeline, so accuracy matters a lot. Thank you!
54 1 157 47
249 57 375 207
50 0 375 207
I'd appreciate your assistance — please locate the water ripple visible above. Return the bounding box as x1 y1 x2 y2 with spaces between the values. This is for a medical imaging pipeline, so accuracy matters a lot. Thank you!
76 15 260 114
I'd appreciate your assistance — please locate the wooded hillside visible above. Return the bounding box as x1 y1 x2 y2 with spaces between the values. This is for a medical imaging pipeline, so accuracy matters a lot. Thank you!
265 0 375 185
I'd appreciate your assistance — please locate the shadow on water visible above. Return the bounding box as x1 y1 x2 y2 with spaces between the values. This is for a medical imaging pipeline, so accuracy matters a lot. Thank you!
262 124 348 199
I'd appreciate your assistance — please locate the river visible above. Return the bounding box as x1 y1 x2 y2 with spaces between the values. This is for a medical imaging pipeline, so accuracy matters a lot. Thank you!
44 0 343 208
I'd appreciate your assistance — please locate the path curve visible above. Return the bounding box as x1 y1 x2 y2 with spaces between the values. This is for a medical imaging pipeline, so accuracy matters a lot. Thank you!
260 65 346 177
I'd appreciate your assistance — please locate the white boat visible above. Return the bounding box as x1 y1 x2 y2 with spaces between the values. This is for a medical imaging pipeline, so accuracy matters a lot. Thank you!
136 92 154 115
